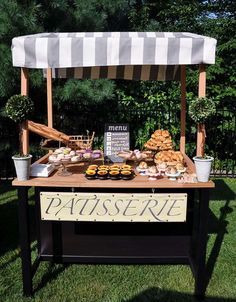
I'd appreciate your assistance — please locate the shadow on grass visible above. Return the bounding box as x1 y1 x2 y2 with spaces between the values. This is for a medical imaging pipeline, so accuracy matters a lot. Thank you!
0 179 235 298
34 263 70 294
204 179 235 293
0 180 15 195
0 194 36 257
124 287 235 302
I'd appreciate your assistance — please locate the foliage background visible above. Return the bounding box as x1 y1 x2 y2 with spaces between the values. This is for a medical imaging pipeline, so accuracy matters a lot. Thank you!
0 0 235 175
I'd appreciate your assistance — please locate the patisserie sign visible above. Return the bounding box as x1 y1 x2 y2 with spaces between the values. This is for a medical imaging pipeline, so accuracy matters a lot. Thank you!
40 192 187 222
104 123 129 163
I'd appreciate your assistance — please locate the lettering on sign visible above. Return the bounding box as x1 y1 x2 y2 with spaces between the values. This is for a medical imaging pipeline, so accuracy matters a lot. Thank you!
40 193 187 222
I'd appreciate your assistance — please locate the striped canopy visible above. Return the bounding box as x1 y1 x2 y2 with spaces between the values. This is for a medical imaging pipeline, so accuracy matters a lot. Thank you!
12 32 217 81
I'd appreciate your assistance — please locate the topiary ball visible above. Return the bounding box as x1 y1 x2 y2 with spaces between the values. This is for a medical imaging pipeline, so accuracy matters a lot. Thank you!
189 97 216 124
5 94 34 123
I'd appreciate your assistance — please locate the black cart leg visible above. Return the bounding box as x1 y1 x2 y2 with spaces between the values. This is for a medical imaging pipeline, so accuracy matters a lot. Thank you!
18 187 33 296
194 189 210 299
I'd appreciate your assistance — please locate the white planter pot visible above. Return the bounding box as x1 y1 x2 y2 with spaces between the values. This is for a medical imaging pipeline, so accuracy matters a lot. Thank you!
193 156 214 182
12 154 32 181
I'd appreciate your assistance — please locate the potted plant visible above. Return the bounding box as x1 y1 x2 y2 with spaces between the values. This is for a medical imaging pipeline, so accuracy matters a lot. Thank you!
5 94 34 180
189 96 216 182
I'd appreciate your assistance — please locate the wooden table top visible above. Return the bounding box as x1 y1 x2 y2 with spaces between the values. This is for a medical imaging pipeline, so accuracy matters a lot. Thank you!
12 155 215 189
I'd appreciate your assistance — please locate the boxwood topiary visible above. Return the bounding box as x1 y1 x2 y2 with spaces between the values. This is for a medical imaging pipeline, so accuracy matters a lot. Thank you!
5 94 34 156
5 94 34 123
189 97 216 124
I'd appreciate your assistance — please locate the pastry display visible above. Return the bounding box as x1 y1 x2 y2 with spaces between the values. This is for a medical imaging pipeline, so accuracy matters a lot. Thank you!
144 129 173 151
136 161 148 176
84 165 135 180
157 162 168 175
49 147 102 164
176 162 186 173
117 149 154 161
49 148 79 164
165 167 181 181
146 165 161 180
154 150 184 165
178 173 197 183
166 167 178 175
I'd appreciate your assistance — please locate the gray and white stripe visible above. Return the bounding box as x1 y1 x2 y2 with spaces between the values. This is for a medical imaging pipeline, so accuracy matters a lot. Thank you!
42 65 180 81
12 32 217 70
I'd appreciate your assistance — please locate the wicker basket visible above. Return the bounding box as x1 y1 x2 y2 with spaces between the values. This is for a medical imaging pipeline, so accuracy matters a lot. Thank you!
41 132 95 150
67 132 95 150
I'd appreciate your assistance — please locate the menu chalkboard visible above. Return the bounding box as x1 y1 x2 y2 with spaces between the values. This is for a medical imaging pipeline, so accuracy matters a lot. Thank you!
104 123 130 163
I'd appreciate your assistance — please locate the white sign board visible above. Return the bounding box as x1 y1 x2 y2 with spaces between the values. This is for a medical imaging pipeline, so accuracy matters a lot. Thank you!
40 192 187 222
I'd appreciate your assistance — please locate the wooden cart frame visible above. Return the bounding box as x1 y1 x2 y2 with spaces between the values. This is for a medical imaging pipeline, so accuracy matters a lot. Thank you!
12 32 217 299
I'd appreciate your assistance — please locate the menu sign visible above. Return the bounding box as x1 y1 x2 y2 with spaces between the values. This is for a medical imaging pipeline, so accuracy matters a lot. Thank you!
104 123 129 163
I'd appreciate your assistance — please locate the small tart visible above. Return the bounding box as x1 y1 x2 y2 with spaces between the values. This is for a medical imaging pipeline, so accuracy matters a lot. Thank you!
110 164 120 169
88 165 98 170
98 165 109 170
109 168 120 172
121 164 132 170
121 170 131 175
97 170 108 176
85 170 96 176
109 170 119 176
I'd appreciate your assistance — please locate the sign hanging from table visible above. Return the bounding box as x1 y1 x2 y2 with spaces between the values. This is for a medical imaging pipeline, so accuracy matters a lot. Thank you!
40 192 188 222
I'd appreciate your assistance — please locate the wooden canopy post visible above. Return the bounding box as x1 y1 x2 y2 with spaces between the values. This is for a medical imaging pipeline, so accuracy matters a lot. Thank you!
197 64 206 156
180 65 186 154
21 68 29 155
47 68 53 128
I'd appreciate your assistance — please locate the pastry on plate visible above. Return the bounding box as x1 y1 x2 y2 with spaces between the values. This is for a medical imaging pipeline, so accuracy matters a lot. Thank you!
138 161 148 169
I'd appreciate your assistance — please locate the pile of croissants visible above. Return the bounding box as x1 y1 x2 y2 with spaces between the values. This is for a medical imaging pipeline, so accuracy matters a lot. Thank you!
144 129 173 151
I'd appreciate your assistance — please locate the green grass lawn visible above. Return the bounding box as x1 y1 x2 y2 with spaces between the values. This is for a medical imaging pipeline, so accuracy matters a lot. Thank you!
0 179 235 302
